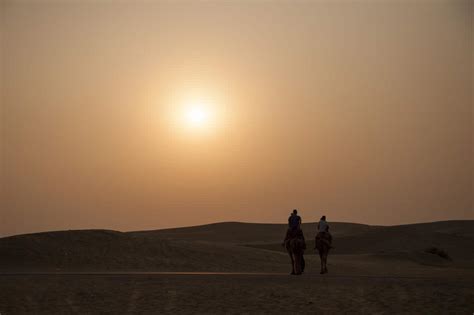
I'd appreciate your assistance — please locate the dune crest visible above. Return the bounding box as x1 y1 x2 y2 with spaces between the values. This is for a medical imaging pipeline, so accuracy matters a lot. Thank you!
1 221 473 274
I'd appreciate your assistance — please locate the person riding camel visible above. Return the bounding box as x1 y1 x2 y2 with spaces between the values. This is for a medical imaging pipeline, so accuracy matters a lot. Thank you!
288 209 301 230
318 215 328 233
315 215 332 274
283 209 305 244
315 215 332 248
283 209 306 275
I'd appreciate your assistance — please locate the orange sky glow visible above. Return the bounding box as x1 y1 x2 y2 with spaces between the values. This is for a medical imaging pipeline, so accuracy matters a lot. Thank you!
1 0 472 236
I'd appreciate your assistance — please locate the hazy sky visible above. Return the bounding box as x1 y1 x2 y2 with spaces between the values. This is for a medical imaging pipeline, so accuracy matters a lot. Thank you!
1 0 472 236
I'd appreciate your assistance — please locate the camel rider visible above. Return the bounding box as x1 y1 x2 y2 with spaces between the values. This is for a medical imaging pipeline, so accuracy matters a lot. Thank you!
288 209 302 230
316 215 332 248
318 215 329 233
284 209 304 244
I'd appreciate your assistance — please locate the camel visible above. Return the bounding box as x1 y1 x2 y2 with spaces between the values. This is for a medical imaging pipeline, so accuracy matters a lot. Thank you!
315 232 331 274
284 229 306 275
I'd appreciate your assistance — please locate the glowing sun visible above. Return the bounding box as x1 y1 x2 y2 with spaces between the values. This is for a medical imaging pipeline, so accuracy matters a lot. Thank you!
183 100 213 128
186 105 208 126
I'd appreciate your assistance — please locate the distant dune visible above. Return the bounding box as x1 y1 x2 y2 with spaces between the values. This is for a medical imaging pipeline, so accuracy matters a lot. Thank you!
247 221 474 265
129 221 380 243
1 221 473 273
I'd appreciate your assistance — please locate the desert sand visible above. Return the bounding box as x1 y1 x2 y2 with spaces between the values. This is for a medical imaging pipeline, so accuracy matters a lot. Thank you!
1 221 473 314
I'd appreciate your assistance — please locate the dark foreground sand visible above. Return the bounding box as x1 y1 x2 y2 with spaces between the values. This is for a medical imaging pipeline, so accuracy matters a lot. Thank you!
1 273 473 314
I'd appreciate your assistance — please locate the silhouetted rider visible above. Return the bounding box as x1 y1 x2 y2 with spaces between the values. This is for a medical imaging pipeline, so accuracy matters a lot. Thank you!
288 209 301 230
284 209 306 273
315 215 333 248
284 209 304 243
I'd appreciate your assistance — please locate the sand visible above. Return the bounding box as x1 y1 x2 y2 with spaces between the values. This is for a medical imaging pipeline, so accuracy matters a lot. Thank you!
1 220 473 314
1 273 473 314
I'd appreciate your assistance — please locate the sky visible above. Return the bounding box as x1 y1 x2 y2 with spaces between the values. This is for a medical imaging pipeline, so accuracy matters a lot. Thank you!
1 0 472 237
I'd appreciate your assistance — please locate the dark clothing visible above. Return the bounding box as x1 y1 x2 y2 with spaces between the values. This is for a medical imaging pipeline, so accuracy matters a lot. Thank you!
288 214 301 229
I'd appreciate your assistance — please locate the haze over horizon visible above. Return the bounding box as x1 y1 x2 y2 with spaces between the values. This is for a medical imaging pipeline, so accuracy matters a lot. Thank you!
1 0 473 237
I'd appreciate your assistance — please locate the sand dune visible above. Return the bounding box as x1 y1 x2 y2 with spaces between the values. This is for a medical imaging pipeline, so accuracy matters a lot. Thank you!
0 229 288 272
247 221 474 267
2 221 474 314
1 221 473 273
129 221 379 244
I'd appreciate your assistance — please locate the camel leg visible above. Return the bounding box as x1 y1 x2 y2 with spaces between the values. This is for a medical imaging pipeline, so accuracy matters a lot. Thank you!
319 251 324 274
288 252 295 274
290 254 295 275
293 254 297 275
301 255 305 273
294 253 301 275
323 250 328 273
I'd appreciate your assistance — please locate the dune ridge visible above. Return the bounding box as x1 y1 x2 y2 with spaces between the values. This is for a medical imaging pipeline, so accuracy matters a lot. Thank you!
1 220 473 273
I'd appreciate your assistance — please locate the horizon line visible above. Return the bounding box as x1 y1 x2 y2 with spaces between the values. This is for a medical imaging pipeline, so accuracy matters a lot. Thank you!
2 219 473 239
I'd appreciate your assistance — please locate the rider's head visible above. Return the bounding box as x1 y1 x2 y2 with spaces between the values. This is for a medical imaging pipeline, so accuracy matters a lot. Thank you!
321 215 326 220
293 209 298 215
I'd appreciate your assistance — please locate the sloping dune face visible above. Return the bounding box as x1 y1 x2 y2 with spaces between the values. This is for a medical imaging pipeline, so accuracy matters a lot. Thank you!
248 221 474 264
0 229 289 272
329 221 474 258
1 221 473 272
128 222 378 244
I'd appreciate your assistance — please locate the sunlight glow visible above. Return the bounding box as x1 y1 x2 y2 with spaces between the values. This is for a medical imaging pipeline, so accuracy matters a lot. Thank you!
185 103 209 127
163 86 229 138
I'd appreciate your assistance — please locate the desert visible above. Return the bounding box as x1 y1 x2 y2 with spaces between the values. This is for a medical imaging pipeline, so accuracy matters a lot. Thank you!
1 221 473 314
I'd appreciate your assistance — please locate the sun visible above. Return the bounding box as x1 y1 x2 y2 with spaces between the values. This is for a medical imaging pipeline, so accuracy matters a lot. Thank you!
163 92 223 136
183 100 213 129
185 104 208 126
